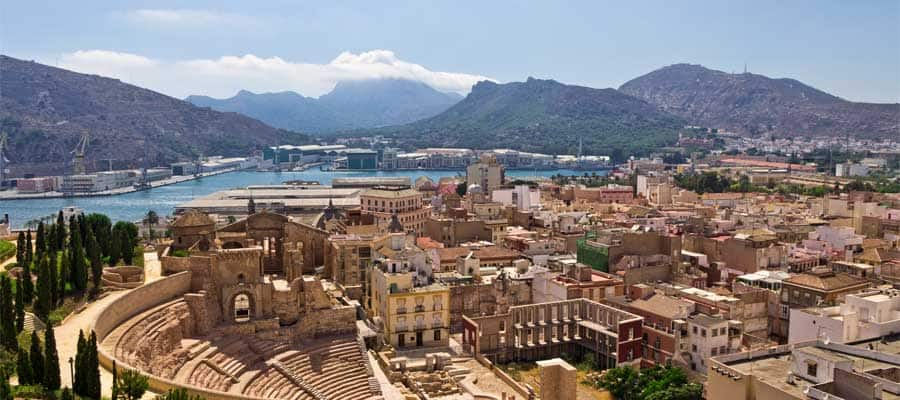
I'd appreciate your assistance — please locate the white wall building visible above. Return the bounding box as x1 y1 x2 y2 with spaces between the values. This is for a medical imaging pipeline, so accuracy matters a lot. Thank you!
788 289 900 344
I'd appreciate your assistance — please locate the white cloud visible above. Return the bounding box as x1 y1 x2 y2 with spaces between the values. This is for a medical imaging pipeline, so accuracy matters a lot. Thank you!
122 9 262 29
58 49 493 99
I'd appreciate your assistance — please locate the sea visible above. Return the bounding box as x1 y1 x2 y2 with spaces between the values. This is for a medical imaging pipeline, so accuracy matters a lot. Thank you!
0 169 598 228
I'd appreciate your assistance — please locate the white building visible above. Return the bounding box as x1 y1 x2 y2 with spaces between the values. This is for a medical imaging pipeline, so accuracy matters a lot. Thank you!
491 185 540 210
789 288 900 344
685 314 743 374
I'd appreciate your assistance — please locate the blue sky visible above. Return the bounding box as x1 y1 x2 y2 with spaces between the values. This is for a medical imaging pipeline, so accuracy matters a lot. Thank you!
2 1 898 102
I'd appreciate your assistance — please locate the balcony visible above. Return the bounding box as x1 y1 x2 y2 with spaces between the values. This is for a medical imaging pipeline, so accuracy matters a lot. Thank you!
396 308 407 314
396 325 409 333
415 305 425 313
414 323 428 331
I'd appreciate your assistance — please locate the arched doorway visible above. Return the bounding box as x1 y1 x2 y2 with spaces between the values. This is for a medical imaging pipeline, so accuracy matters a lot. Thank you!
233 293 251 322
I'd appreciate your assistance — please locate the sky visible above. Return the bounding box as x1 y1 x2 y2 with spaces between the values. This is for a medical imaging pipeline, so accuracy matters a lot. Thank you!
2 1 898 102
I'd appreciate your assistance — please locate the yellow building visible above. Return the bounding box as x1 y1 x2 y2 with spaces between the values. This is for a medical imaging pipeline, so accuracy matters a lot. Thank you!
466 153 504 194
360 186 431 234
370 260 450 348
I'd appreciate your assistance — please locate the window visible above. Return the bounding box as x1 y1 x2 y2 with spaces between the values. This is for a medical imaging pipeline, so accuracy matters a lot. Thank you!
701 329 707 337
807 361 817 377
434 329 441 341
719 345 726 355
234 294 251 322
692 344 697 352
712 348 718 356
692 326 698 334
711 328 718 337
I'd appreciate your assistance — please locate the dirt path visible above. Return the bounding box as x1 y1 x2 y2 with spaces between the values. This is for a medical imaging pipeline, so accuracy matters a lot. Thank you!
53 251 160 398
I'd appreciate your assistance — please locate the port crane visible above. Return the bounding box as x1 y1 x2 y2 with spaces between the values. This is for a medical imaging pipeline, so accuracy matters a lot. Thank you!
71 132 89 175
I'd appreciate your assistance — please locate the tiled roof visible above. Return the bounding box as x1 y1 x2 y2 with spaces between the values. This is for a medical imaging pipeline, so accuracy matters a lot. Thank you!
783 272 869 291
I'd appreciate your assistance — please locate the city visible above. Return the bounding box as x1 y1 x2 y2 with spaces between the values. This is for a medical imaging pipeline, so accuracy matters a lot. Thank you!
1 2 899 400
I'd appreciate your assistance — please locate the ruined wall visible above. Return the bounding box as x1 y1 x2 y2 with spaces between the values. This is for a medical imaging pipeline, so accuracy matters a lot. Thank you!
285 222 328 272
448 279 532 333
622 264 673 288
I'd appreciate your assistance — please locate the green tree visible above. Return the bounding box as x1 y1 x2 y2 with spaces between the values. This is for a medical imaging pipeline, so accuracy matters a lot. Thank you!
120 230 135 265
117 368 149 400
16 350 33 385
69 216 88 292
74 331 85 396
0 371 11 400
55 211 65 251
109 231 121 267
43 325 61 391
56 252 66 306
35 222 46 265
85 214 112 258
85 228 102 294
15 232 25 266
20 256 34 305
24 230 33 269
14 285 24 333
87 332 101 399
113 222 139 250
155 387 205 400
49 251 59 307
594 366 640 400
34 257 53 320
60 387 74 400
144 211 159 236
0 276 16 352
29 331 43 386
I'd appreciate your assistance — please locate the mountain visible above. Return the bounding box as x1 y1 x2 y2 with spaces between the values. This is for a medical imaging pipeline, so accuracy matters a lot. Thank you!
374 77 685 158
619 63 900 139
186 78 462 133
0 55 307 176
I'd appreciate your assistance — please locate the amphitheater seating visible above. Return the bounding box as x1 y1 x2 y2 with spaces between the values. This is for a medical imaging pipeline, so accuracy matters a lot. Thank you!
242 338 376 400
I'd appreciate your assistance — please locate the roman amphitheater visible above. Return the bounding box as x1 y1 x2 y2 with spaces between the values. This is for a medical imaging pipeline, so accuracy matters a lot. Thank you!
94 211 383 400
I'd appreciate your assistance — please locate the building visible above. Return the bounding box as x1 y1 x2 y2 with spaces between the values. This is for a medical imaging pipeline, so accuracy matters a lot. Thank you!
359 186 431 233
466 153 504 194
531 263 625 304
462 298 644 369
780 269 871 309
370 234 450 348
708 339 900 400
572 184 634 204
325 234 377 301
604 286 694 368
789 288 900 344
346 150 378 170
61 171 135 193
684 314 743 373
16 177 56 193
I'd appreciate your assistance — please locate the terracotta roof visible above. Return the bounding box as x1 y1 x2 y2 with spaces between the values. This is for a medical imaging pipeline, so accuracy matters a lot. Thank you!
434 246 520 263
783 272 869 291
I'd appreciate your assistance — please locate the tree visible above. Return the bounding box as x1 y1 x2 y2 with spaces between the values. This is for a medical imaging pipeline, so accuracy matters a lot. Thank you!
43 325 61 391
56 252 66 305
14 285 24 333
145 210 159 234
29 331 43 386
109 231 121 267
24 230 33 269
0 371 11 400
69 216 88 292
155 388 205 400
117 368 149 400
34 257 53 320
15 232 25 266
35 222 46 264
113 222 139 250
20 256 34 305
60 387 74 400
455 182 467 196
594 366 640 400
74 331 85 396
87 332 101 399
120 230 134 265
86 228 103 294
49 251 59 307
85 214 112 258
55 211 65 251
111 360 119 400
0 276 16 352
16 350 33 385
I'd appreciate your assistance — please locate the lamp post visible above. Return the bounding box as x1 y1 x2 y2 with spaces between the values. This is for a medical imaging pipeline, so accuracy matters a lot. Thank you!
68 356 74 386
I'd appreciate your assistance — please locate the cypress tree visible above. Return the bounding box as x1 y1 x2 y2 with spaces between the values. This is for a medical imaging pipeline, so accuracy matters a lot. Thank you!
87 331 101 400
14 283 24 332
120 229 134 265
60 388 74 400
34 257 52 320
109 230 121 267
24 229 33 267
35 222 45 264
69 217 88 292
111 360 119 400
43 325 61 391
86 228 102 293
58 252 68 305
55 211 65 251
16 350 32 385
0 276 16 351
0 371 11 400
15 232 24 265
74 331 85 396
29 330 43 385
49 251 59 307
21 256 33 304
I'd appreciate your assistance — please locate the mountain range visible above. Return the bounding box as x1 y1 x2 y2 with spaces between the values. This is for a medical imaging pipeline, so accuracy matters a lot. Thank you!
619 63 900 139
372 77 685 158
0 55 308 176
186 79 462 133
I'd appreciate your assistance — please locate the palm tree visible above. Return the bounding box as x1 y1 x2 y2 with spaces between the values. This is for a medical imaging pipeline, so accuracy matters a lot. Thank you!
144 210 159 239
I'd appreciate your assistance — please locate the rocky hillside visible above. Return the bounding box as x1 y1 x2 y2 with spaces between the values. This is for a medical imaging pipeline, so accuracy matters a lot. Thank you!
619 63 900 138
376 77 685 158
0 55 307 176
187 78 462 133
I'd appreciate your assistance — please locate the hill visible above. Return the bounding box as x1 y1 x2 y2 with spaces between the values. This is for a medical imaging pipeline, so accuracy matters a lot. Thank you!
375 77 685 159
619 63 900 138
0 55 307 176
186 78 462 133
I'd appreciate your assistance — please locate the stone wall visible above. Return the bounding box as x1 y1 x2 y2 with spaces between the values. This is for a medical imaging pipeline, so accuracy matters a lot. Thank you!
448 279 532 333
94 271 192 340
